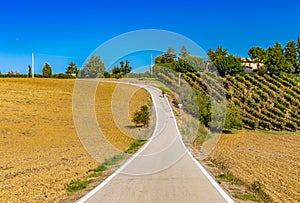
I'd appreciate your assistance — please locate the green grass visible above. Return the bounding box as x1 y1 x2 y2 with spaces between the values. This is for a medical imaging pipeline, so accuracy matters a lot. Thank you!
233 193 261 202
66 138 147 194
102 154 126 166
88 164 107 173
102 139 146 166
2 166 13 170
157 82 173 94
215 173 244 186
206 163 216 167
66 179 92 194
250 181 272 202
87 164 108 178
125 139 146 154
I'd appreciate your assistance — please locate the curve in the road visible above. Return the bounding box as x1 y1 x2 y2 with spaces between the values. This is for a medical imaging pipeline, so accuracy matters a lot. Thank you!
77 82 235 203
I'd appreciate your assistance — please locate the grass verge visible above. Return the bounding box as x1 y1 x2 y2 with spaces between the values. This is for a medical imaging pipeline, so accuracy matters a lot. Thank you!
66 139 147 195
66 179 92 194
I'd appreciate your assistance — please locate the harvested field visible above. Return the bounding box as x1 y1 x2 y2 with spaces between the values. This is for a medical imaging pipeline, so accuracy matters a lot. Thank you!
210 131 300 202
0 78 151 202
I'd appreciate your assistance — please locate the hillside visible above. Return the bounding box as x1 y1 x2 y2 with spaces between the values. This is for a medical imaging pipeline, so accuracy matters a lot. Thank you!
182 72 300 132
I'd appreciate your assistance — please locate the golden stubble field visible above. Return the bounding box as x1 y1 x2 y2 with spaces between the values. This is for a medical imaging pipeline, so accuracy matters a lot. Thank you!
210 131 300 202
0 78 151 203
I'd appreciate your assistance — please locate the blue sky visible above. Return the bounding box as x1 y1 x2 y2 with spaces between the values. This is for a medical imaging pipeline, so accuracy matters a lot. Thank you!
0 0 299 73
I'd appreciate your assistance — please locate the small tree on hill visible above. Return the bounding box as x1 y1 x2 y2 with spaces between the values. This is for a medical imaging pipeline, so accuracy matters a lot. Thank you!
66 62 79 76
132 105 150 127
42 62 52 78
180 46 190 58
120 60 132 75
284 41 297 70
79 55 105 78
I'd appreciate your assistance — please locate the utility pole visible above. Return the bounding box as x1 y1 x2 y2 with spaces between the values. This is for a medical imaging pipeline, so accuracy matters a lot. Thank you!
150 53 152 75
31 53 35 78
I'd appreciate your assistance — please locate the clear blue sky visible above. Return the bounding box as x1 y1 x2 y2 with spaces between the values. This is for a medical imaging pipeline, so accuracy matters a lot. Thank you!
0 0 299 73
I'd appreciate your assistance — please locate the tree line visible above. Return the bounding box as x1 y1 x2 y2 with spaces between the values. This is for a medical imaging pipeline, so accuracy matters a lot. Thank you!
0 55 132 78
154 38 300 77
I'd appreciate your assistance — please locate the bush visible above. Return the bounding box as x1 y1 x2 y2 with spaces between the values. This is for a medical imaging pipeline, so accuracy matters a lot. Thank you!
225 104 243 130
51 73 75 79
132 105 150 127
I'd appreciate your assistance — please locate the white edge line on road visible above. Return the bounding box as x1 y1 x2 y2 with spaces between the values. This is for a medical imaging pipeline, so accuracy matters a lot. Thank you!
164 93 235 203
76 84 159 203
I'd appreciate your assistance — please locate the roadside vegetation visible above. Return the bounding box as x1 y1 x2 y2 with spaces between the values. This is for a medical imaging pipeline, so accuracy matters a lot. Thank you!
151 38 300 202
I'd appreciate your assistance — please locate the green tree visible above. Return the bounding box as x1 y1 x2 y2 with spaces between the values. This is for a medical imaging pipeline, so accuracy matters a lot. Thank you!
111 65 122 79
185 56 205 72
180 46 190 58
175 58 195 73
296 37 300 73
207 47 243 76
284 41 297 70
103 71 110 78
132 105 150 127
224 103 243 131
120 60 132 74
66 62 79 76
42 62 52 78
112 66 121 74
28 65 32 78
79 55 105 78
248 47 266 63
155 47 177 65
265 42 293 74
198 91 211 126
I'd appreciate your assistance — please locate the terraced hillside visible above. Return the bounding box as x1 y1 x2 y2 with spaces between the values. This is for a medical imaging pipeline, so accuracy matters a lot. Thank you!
183 72 300 131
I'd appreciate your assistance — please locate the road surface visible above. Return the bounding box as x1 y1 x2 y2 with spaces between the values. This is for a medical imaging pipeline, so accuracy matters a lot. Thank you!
77 84 234 203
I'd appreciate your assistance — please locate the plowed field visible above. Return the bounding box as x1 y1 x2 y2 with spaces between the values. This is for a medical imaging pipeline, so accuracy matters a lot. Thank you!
210 132 300 202
0 78 151 202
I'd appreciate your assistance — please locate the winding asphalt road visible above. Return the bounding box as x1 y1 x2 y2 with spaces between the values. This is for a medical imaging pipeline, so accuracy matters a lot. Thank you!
77 84 234 203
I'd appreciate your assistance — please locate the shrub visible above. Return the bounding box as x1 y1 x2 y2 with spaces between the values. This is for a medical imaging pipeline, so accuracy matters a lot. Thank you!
132 105 150 127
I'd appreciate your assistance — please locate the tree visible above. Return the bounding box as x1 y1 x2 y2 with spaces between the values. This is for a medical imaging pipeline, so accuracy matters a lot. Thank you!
265 42 293 74
296 37 300 73
112 66 121 74
132 105 150 127
42 62 52 78
224 103 243 131
198 91 211 126
79 55 105 78
120 60 132 74
184 56 205 72
207 46 243 76
66 62 79 76
284 41 297 70
248 47 267 63
180 46 190 58
28 65 32 78
175 58 195 73
111 65 122 79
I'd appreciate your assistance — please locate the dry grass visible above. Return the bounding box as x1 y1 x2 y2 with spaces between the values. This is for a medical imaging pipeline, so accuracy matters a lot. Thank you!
0 78 151 202
210 131 300 202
